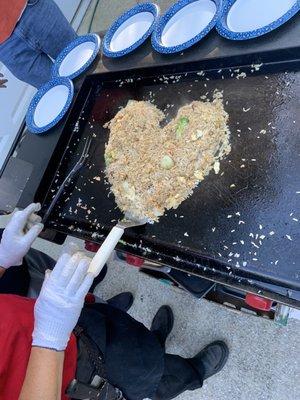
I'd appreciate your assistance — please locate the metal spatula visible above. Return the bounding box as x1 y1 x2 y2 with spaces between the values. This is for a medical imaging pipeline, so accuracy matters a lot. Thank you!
42 136 92 224
88 214 147 277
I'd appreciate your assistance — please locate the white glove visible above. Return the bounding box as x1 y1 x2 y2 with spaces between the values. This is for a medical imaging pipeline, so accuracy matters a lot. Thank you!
32 252 94 351
0 203 43 269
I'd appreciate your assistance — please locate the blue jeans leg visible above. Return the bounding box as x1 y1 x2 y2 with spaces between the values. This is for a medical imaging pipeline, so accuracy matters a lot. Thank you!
19 0 77 59
0 0 77 87
0 32 53 88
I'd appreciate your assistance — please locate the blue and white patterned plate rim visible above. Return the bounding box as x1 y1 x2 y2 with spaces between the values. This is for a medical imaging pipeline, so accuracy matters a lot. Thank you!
103 2 160 58
52 33 101 79
151 0 223 54
216 0 300 40
26 77 74 135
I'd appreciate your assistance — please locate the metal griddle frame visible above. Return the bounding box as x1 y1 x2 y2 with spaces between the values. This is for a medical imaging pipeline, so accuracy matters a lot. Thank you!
35 58 300 309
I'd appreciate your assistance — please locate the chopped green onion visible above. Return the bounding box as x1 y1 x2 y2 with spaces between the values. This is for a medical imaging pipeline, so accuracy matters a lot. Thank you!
105 153 112 166
105 150 116 166
176 116 189 139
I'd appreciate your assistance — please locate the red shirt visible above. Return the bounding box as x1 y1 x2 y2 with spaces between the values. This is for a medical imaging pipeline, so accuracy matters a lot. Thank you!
0 295 77 400
0 0 27 44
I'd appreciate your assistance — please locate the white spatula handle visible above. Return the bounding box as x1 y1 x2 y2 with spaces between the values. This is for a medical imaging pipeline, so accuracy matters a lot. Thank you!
88 226 124 277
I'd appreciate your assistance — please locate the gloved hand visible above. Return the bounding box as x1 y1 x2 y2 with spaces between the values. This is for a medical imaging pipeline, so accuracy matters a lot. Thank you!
0 72 7 88
0 203 43 269
32 252 94 351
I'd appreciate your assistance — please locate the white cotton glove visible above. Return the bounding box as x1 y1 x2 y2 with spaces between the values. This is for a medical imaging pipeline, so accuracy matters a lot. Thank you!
32 252 94 351
0 203 43 269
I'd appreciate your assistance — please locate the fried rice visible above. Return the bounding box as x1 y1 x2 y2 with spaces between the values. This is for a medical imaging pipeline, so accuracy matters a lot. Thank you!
104 96 231 222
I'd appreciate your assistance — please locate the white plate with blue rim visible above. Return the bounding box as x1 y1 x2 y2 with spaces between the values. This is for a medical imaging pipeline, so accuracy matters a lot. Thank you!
26 77 74 134
103 3 159 58
216 0 300 40
152 0 223 54
52 34 101 79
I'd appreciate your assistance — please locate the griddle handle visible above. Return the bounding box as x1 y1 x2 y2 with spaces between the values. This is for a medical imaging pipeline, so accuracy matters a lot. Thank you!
88 226 124 277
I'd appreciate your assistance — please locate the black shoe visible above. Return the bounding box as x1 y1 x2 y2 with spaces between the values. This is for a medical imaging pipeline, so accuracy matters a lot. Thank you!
107 292 134 312
90 264 108 292
189 341 229 381
150 305 174 347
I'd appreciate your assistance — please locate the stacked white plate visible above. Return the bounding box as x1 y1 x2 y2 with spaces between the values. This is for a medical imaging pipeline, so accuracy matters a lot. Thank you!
26 34 101 134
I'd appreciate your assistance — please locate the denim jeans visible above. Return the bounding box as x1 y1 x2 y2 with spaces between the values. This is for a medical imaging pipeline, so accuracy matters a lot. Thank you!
0 0 77 88
76 304 203 400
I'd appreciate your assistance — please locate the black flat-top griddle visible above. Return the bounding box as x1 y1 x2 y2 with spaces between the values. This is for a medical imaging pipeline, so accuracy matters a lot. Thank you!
36 62 300 307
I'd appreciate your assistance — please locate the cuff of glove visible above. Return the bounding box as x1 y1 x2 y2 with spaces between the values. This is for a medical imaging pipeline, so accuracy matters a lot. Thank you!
32 344 65 352
32 327 71 352
0 250 22 269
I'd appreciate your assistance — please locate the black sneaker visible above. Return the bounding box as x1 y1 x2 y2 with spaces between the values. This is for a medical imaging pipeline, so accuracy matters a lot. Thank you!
107 292 134 312
189 341 229 380
90 264 108 292
150 305 174 347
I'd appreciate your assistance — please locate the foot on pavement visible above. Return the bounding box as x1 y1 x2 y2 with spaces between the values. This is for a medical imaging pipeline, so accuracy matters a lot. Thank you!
107 292 134 312
150 305 174 347
189 340 229 381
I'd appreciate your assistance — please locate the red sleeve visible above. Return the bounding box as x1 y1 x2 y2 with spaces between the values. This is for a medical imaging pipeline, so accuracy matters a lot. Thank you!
0 295 77 400
0 0 28 43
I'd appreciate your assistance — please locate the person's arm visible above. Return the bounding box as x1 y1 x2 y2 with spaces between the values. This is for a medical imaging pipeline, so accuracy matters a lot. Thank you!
0 267 5 278
19 348 64 400
19 252 93 400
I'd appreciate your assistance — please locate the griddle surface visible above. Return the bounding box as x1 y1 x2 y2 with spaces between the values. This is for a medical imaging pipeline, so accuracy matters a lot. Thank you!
41 66 300 291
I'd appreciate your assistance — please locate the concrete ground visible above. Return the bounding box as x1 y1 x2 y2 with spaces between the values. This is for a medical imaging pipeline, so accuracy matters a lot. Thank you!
77 0 176 34
96 260 300 400
1 1 299 399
